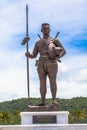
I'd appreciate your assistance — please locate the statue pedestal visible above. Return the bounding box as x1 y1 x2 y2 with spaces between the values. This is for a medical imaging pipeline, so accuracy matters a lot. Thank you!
20 111 69 125
27 104 59 111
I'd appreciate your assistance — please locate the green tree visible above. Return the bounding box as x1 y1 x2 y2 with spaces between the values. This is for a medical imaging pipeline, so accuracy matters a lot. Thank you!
1 112 12 124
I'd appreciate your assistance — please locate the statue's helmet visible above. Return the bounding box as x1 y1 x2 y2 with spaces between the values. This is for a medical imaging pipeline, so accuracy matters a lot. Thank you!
48 40 62 58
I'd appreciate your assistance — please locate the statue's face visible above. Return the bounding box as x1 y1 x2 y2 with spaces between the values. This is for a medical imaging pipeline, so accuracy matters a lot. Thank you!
41 25 50 35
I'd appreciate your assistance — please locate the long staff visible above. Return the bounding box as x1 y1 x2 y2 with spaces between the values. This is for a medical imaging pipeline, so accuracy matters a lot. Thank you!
26 2 30 103
22 2 30 104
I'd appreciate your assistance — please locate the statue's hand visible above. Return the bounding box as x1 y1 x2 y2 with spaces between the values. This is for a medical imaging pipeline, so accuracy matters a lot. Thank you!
25 52 31 57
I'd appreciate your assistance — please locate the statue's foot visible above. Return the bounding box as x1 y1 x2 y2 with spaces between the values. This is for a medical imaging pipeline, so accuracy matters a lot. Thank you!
37 102 45 106
52 100 58 105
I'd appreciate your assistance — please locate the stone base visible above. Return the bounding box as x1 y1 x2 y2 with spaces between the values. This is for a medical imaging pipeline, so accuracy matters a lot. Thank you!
1 124 87 130
27 103 59 112
20 111 69 125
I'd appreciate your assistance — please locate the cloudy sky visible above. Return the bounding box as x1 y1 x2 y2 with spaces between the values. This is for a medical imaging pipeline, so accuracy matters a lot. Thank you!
0 0 87 102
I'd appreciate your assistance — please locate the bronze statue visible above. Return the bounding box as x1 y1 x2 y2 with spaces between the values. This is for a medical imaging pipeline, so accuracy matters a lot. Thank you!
23 23 66 106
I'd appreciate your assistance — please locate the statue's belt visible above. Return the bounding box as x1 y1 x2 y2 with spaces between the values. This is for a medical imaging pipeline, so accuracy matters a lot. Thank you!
39 56 56 61
35 56 56 66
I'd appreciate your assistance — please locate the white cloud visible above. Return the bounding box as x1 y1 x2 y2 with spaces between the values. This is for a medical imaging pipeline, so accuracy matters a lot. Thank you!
28 0 87 33
59 62 68 72
75 69 87 82
57 80 87 99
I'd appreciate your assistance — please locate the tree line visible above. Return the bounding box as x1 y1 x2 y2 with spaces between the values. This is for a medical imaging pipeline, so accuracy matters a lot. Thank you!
0 97 87 124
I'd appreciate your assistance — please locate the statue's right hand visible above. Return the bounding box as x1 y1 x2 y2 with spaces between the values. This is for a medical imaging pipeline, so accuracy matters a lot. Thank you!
25 52 31 57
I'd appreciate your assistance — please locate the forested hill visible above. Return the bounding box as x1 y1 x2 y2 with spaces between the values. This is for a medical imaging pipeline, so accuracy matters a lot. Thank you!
0 97 87 112
0 97 87 124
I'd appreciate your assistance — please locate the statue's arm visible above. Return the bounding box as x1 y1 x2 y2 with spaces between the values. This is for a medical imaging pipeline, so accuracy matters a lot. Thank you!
54 38 66 59
25 42 39 58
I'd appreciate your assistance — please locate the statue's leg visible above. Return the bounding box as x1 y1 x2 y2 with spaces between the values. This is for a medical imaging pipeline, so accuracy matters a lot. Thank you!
37 61 47 105
49 74 57 103
38 74 47 105
47 61 58 103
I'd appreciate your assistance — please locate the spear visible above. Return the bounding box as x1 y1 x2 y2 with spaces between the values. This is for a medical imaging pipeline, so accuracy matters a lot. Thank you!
26 2 30 104
21 1 30 104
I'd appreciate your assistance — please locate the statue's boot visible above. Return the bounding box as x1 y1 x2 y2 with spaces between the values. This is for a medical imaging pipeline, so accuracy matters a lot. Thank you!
37 97 45 106
52 99 58 104
37 102 45 106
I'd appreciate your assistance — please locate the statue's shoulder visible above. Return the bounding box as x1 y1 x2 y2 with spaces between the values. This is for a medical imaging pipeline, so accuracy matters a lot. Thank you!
35 39 44 47
50 37 60 47
36 38 43 43
51 37 58 41
48 37 58 42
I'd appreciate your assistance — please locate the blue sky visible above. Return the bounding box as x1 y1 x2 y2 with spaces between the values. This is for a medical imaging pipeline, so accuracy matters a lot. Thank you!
0 0 87 102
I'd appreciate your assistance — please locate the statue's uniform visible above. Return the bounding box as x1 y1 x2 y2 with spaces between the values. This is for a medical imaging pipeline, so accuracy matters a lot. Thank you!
30 37 66 103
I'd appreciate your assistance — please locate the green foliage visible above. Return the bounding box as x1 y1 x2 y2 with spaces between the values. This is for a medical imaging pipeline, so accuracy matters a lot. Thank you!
0 97 87 124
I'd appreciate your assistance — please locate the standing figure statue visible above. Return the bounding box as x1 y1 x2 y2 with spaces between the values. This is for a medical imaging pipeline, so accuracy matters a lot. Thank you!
23 23 66 106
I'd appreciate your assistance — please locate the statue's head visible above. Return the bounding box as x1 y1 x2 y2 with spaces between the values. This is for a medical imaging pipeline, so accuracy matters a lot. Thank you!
41 23 51 34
